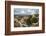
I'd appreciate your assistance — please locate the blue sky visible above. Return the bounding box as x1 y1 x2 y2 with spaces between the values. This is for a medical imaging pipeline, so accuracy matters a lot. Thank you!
14 8 39 15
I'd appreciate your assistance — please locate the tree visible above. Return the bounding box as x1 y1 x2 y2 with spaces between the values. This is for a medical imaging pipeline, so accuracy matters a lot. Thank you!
31 14 38 23
26 16 32 27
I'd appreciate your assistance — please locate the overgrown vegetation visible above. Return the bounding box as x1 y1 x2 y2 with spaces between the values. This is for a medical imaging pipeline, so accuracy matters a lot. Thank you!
14 14 39 27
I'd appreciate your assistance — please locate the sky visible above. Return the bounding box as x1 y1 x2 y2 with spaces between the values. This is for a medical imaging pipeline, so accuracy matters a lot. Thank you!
14 8 39 15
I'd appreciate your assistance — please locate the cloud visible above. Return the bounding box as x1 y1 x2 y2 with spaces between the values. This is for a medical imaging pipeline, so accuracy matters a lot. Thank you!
14 8 39 15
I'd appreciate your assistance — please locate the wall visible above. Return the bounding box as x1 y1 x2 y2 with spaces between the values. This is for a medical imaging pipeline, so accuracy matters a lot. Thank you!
0 0 46 36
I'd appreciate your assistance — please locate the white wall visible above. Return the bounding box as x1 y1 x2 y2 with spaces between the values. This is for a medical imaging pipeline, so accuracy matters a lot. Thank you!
0 0 46 36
